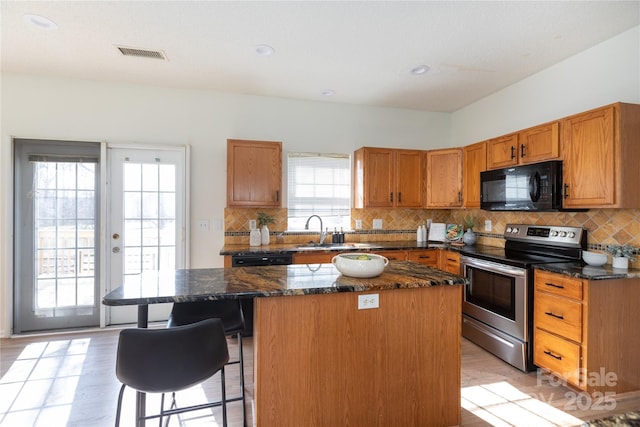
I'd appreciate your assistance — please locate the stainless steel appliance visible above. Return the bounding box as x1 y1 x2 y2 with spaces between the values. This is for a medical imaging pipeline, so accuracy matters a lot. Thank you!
460 224 585 371
480 160 564 211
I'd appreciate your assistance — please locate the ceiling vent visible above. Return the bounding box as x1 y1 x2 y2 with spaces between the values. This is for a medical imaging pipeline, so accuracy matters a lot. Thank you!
115 45 167 60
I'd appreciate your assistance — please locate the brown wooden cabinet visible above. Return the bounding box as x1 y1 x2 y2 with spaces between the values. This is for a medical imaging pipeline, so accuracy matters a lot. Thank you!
486 122 560 170
407 249 438 267
533 269 640 393
293 250 408 265
463 141 487 208
353 147 423 208
227 139 282 207
561 103 640 208
292 251 337 265
425 148 463 208
438 250 460 274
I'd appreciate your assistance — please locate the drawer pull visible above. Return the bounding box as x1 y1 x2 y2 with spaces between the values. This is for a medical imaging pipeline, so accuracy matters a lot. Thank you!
419 255 433 259
545 282 565 289
544 311 564 320
544 350 563 360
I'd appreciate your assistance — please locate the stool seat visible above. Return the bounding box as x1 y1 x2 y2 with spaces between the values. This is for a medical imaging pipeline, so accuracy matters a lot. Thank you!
168 299 247 426
114 318 230 426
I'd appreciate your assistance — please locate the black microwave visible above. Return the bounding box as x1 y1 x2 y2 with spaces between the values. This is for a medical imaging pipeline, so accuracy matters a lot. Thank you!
480 161 564 211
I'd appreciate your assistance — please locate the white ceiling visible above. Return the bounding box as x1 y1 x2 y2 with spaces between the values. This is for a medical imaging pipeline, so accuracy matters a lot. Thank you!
2 1 639 112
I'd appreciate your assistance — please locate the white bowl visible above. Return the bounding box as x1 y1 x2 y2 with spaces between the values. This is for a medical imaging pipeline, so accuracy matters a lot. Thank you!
331 253 389 278
582 251 607 266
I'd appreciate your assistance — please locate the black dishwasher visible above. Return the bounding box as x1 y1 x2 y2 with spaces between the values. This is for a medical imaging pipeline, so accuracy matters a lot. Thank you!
231 252 293 336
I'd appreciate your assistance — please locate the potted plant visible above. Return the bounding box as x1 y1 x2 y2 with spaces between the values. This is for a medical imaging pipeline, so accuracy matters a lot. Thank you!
257 212 275 245
606 244 638 269
462 215 477 245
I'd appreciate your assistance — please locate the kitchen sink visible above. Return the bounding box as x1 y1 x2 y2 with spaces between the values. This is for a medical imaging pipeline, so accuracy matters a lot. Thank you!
296 242 380 251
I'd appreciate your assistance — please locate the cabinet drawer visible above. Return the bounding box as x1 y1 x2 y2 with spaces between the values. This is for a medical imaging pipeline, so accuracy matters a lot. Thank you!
376 250 407 262
535 270 583 300
407 250 437 266
534 329 581 388
535 291 582 342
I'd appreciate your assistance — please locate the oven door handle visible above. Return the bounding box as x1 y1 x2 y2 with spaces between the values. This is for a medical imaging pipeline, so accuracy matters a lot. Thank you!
461 257 527 277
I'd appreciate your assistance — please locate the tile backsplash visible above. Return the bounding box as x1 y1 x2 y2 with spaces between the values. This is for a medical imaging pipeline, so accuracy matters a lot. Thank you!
224 207 639 265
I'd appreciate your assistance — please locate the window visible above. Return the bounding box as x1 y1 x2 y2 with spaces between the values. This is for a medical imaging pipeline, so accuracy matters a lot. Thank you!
287 152 351 231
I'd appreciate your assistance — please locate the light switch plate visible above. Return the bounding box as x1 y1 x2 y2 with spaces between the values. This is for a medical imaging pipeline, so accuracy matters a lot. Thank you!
373 219 383 229
249 219 257 230
355 219 362 229
485 220 492 232
198 220 210 231
358 293 379 310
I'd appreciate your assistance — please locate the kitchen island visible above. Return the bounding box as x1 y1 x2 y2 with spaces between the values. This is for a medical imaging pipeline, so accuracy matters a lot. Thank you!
103 261 466 426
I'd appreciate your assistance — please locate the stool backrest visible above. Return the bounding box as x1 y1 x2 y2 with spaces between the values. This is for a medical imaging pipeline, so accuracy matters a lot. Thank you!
116 318 229 393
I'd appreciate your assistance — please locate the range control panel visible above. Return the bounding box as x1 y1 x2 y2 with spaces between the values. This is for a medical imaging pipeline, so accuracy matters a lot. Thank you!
504 224 585 247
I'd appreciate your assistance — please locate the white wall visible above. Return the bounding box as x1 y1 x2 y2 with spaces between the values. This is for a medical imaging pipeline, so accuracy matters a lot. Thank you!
451 26 640 145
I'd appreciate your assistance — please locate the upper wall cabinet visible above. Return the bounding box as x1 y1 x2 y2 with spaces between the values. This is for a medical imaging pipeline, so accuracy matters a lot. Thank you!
353 147 423 208
561 103 640 209
426 148 463 208
486 122 560 170
227 139 282 207
463 142 487 209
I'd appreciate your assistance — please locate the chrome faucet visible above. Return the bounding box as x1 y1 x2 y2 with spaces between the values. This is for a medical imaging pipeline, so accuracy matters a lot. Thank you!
304 215 327 244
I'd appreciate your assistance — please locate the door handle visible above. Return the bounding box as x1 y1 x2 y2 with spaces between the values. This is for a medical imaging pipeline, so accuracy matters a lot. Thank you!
112 247 121 253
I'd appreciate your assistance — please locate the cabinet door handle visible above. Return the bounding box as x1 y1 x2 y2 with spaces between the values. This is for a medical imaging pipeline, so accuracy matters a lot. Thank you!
544 282 565 289
390 192 393 202
544 350 563 360
510 145 516 159
544 311 564 320
398 192 402 203
458 192 462 203
520 143 526 158
563 183 569 199
276 190 280 202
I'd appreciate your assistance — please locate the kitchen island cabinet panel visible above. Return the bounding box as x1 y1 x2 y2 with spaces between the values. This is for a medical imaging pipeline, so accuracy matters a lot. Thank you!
254 286 462 427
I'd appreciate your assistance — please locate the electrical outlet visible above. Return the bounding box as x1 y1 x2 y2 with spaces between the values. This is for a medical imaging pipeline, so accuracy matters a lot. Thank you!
485 220 492 232
358 293 379 310
355 219 362 229
249 219 257 230
198 220 210 231
373 219 383 229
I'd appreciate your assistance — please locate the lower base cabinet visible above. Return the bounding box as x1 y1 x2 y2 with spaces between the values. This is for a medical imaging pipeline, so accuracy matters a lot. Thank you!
533 270 640 393
254 286 462 426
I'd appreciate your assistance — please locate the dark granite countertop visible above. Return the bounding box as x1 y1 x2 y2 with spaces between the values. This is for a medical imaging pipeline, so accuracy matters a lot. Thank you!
535 262 640 280
220 240 453 256
102 261 467 306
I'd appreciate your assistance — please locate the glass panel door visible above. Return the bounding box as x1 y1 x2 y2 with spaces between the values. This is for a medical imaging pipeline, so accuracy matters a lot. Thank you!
14 139 101 333
107 147 186 325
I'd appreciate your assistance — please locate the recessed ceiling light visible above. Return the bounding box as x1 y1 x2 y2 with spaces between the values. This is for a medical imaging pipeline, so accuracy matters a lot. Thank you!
255 44 275 56
23 13 58 30
410 64 430 75
321 89 335 97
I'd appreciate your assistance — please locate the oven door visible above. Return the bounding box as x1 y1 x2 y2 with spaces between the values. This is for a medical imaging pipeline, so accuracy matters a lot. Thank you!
460 255 529 341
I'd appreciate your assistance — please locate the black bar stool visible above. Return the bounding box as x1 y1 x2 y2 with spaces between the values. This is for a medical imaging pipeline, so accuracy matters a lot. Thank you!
114 318 230 427
168 299 247 426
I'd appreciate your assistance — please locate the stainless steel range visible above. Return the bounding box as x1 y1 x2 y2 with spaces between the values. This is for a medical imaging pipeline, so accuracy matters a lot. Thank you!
460 224 586 372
